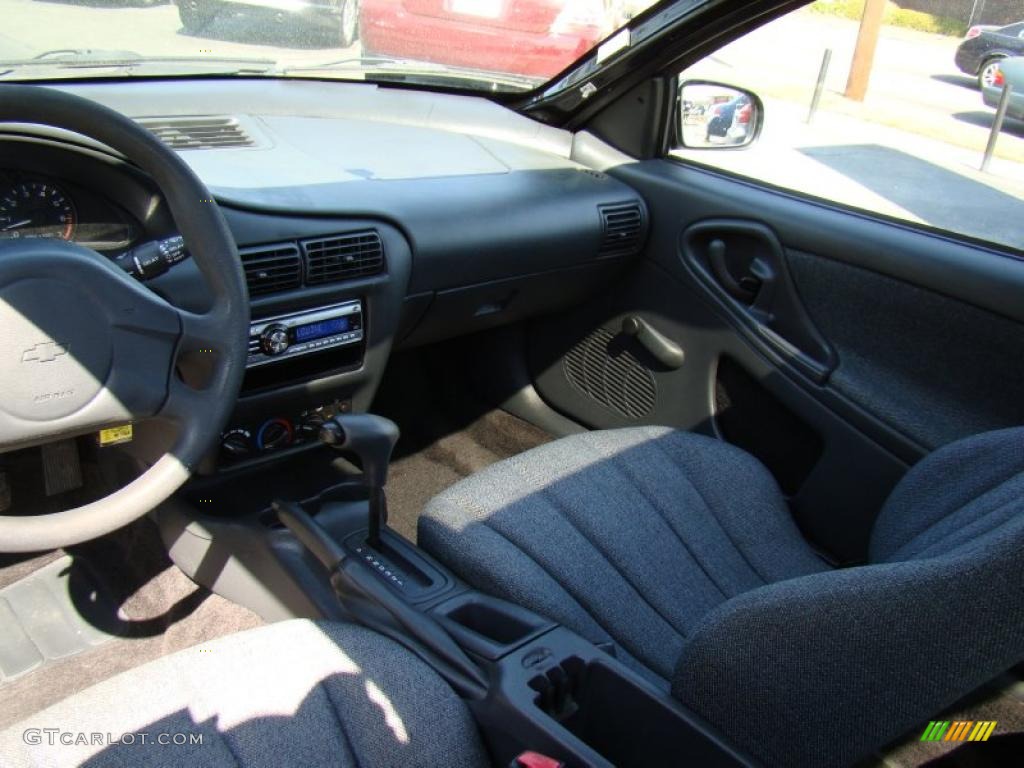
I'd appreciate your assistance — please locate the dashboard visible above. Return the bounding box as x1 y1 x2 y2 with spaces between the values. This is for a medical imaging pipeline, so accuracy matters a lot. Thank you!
1 78 648 472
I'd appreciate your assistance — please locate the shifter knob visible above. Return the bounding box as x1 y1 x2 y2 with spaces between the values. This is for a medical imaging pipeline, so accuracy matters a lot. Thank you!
319 413 400 493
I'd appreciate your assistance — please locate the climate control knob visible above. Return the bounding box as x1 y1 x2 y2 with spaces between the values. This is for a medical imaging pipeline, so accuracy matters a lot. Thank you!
298 412 326 440
257 418 293 451
220 429 252 459
260 324 290 356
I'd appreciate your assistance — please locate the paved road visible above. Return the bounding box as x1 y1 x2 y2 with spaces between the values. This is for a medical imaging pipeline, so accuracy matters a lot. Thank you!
687 10 1024 161
681 10 1023 251
675 97 1024 249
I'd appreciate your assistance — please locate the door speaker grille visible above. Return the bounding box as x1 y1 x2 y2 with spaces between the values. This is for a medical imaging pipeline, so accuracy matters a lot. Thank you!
563 327 656 419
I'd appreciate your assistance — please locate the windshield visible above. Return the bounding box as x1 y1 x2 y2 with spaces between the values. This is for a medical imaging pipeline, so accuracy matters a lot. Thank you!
0 0 662 92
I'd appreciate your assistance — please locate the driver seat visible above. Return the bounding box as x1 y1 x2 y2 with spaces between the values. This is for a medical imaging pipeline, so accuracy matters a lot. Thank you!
0 620 489 767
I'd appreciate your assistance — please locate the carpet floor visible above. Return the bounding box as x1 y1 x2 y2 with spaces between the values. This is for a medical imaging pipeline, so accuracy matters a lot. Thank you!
372 345 553 543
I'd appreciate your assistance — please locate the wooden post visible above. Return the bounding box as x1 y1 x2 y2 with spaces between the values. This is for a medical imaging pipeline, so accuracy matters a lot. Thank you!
844 0 887 101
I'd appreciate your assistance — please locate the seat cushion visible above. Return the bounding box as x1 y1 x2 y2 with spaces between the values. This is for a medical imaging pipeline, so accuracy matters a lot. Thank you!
0 619 489 768
419 426 828 685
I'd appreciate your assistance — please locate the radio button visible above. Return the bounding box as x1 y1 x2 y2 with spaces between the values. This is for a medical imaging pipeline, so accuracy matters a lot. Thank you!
260 324 290 356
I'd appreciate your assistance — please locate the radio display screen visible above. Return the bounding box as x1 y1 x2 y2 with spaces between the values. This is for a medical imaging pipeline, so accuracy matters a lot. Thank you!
294 316 351 342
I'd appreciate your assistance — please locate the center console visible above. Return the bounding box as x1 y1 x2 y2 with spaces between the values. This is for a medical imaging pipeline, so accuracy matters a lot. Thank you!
194 208 412 473
159 413 756 768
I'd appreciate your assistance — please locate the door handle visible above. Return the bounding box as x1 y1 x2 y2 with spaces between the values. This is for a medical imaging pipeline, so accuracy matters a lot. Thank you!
708 238 763 304
682 219 836 384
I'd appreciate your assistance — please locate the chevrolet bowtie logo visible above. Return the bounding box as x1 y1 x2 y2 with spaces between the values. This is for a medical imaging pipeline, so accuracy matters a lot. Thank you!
22 341 69 363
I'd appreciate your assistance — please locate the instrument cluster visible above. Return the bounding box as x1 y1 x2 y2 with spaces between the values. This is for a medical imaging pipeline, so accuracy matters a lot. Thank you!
0 171 139 253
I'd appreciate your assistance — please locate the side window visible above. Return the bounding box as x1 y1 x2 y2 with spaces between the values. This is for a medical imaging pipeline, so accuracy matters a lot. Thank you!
670 0 1024 252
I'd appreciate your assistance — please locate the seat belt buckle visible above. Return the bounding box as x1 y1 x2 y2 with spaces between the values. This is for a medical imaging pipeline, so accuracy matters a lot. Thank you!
511 751 564 768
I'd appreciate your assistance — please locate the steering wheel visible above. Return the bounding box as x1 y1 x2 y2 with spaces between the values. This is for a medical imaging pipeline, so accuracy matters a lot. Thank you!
0 86 249 553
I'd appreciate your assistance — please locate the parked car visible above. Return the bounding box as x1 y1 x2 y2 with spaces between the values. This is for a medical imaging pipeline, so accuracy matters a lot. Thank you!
983 56 1024 121
174 0 361 46
954 19 1024 89
359 0 619 79
704 94 752 144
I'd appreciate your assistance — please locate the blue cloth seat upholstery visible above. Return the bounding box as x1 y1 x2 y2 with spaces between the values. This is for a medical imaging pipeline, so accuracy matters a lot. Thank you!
419 426 1024 767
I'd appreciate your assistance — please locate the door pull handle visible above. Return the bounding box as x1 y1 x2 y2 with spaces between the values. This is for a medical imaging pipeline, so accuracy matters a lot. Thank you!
708 238 760 303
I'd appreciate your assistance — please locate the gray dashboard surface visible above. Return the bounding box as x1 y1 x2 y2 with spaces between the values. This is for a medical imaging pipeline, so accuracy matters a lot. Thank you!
52 78 575 192
46 79 642 293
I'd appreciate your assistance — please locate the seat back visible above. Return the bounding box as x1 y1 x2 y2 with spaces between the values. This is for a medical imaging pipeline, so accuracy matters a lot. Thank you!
671 427 1024 767
870 426 1024 564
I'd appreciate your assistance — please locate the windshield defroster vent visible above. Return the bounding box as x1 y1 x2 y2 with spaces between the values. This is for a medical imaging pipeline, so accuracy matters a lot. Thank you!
598 203 644 257
240 243 301 296
138 116 254 150
302 231 385 285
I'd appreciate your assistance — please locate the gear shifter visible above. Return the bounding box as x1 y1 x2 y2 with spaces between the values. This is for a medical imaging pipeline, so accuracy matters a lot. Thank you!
319 413 399 550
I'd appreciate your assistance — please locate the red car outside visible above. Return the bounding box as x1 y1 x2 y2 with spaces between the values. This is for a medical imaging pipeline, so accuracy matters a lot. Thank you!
359 0 618 80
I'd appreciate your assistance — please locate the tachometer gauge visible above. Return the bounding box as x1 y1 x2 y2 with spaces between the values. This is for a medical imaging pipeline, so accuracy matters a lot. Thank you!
0 181 77 241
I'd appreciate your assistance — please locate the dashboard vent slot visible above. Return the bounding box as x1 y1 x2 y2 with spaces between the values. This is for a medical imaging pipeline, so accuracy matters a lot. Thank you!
598 203 643 256
563 326 656 419
302 231 385 285
240 244 301 296
138 116 254 150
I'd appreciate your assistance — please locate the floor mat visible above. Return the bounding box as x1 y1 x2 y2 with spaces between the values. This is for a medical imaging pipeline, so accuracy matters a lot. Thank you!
0 555 118 684
0 518 263 730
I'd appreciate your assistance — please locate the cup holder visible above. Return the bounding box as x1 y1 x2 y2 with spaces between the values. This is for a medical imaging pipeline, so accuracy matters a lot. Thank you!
526 654 745 767
528 655 587 721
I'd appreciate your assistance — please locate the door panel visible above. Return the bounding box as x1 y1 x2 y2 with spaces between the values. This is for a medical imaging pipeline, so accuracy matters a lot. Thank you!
528 159 1024 563
786 248 1024 450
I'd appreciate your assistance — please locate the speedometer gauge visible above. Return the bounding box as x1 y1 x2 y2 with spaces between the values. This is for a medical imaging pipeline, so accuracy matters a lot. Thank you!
0 181 77 241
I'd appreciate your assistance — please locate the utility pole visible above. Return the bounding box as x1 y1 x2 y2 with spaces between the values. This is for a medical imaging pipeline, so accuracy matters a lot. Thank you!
845 0 887 101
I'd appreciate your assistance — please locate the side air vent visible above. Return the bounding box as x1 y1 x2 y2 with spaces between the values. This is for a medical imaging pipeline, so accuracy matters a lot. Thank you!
138 116 254 150
240 243 301 296
301 231 385 285
563 326 656 419
598 203 643 257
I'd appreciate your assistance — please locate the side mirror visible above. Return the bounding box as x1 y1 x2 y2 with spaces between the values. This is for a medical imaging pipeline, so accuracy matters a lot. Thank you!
678 81 763 150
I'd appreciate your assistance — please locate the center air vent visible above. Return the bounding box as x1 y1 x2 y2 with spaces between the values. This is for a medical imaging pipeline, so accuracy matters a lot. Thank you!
240 243 301 296
301 231 385 285
598 203 644 257
138 116 254 150
563 326 656 419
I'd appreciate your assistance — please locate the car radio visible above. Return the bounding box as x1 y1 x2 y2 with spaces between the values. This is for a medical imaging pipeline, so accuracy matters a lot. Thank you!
247 300 363 368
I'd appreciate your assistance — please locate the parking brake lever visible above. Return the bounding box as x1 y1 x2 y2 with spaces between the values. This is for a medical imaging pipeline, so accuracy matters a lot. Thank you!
273 499 487 699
